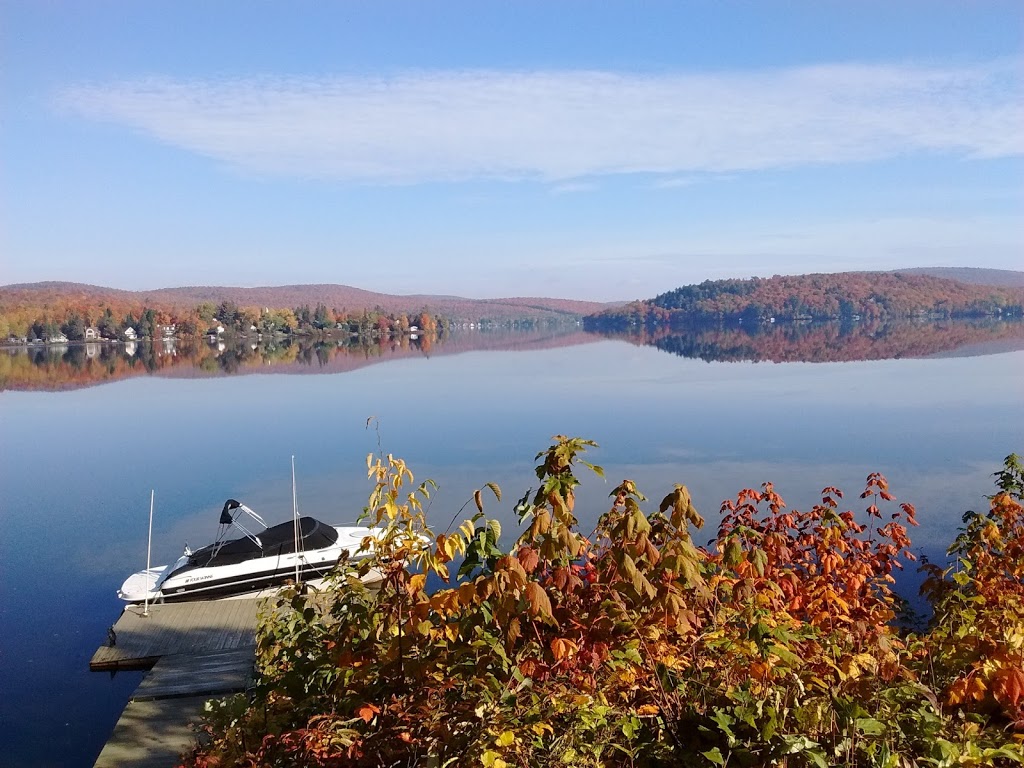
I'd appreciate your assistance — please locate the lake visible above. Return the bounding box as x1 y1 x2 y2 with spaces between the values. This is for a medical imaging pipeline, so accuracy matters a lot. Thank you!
1 323 1022 767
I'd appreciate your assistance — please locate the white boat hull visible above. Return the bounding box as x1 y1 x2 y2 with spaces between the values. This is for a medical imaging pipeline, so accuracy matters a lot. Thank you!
118 525 378 603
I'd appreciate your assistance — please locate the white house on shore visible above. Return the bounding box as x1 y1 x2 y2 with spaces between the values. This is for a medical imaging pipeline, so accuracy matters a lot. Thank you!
123 327 137 341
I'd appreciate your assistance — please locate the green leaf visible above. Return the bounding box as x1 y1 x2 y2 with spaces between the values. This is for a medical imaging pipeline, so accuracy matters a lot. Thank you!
855 717 885 736
724 537 743 567
751 547 768 577
701 747 726 766
710 710 736 745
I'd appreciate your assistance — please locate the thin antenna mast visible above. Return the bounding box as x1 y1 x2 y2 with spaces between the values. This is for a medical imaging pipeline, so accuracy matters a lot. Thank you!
292 456 301 586
143 489 154 617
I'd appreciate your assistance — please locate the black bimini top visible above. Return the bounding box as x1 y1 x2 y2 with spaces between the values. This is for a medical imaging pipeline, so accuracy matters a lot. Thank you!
183 516 339 570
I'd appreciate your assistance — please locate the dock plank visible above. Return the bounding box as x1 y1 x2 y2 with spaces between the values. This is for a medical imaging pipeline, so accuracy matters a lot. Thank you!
92 697 209 768
90 599 262 671
133 648 254 701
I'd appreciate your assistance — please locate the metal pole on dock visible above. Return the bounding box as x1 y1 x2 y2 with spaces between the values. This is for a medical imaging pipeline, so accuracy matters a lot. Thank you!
292 456 301 586
143 489 154 617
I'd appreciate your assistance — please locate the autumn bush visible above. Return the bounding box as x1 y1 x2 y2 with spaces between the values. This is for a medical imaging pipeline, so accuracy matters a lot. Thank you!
185 441 1024 767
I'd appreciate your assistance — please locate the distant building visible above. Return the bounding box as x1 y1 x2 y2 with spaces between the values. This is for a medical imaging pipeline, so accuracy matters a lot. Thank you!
123 327 138 340
84 327 99 340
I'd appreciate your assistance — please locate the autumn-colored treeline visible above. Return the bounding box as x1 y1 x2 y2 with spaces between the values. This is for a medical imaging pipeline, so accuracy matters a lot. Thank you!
0 291 448 344
603 317 1024 364
585 272 1024 331
0 282 608 341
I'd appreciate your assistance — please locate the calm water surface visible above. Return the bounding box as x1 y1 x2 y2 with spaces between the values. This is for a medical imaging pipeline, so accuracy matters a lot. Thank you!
1 333 1022 766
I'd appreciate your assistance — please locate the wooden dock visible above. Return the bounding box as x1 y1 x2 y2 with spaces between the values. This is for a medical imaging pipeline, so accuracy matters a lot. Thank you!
91 598 262 671
91 599 264 767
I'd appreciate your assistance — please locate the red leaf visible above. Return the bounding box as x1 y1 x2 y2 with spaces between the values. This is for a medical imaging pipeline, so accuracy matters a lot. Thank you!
518 545 540 574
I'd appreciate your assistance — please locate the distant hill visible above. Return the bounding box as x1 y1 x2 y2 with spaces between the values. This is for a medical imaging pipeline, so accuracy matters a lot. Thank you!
584 271 1024 331
0 281 616 324
894 267 1024 288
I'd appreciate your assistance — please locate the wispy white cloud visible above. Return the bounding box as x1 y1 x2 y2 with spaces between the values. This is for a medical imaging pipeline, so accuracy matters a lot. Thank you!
652 173 735 189
652 176 702 189
549 181 598 195
57 60 1022 183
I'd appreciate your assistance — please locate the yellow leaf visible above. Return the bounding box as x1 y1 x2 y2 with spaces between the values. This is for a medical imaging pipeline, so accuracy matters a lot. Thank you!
495 730 516 747
970 675 988 701
407 573 426 596
444 536 460 559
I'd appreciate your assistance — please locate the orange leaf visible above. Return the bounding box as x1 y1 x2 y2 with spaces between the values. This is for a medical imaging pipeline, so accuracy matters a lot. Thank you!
551 637 579 661
995 667 1024 708
358 703 380 723
435 534 452 563
525 582 553 619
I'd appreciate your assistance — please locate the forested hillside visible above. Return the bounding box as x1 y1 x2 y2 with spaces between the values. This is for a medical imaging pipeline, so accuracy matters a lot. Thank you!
585 271 1024 331
0 282 612 342
898 267 1024 288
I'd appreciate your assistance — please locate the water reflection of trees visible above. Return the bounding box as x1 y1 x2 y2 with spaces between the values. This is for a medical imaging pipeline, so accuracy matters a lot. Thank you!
595 318 1024 363
0 329 596 391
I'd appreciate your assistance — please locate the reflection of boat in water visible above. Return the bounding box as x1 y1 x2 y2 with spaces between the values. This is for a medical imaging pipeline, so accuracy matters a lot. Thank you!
118 499 382 603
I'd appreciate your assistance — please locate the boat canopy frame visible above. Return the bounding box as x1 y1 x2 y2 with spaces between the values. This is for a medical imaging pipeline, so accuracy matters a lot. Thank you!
181 499 342 570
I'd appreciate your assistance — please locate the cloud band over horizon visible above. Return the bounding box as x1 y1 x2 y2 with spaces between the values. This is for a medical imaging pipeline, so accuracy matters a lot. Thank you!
59 60 1023 183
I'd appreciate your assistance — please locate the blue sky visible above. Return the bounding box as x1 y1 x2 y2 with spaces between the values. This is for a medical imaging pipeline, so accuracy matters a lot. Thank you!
2 2 1021 301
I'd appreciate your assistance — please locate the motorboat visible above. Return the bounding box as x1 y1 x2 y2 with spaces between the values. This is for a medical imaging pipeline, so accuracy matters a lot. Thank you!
118 498 382 603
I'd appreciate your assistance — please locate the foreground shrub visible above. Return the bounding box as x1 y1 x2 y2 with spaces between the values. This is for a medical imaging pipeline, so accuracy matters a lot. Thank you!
186 443 1024 767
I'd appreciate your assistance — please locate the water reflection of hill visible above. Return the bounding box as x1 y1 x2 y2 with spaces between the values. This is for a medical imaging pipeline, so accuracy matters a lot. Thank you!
596 319 1024 364
0 329 598 392
6 320 1023 391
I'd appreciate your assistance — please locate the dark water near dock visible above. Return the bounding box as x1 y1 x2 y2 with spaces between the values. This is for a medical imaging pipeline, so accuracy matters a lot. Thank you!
1 324 1022 766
